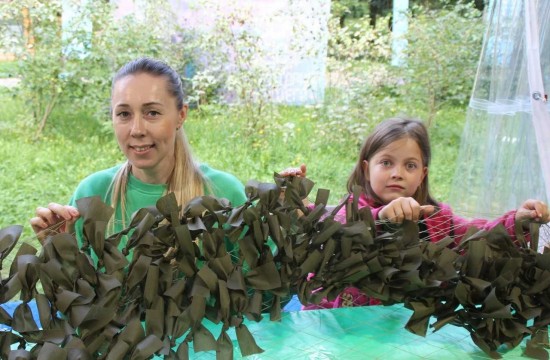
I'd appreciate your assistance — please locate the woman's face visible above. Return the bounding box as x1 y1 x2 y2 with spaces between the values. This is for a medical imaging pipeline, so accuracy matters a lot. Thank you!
111 73 187 184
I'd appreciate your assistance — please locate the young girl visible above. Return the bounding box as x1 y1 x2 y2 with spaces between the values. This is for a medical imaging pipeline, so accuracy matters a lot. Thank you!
283 117 549 309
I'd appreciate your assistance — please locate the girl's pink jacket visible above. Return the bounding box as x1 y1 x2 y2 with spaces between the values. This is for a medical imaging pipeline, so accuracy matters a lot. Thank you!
303 194 521 310
334 193 520 246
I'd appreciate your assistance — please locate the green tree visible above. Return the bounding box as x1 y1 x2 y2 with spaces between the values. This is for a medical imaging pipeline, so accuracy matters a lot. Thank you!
395 1 484 123
331 0 486 28
0 0 185 136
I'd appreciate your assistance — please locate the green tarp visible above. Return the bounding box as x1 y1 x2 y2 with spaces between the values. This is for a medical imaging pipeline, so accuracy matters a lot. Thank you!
188 305 528 359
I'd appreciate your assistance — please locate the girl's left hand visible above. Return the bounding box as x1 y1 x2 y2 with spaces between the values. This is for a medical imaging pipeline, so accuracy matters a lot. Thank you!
516 199 549 228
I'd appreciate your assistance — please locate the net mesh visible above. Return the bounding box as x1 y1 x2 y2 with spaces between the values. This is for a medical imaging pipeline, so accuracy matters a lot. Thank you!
450 0 550 231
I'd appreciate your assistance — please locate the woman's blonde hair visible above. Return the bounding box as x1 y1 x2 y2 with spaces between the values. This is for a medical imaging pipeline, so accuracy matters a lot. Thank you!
108 58 206 228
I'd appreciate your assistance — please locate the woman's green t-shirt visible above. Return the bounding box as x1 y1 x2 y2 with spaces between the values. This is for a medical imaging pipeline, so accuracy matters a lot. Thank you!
68 163 247 261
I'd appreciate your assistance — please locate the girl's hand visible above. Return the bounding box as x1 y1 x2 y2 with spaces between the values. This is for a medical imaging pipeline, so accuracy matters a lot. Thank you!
379 197 435 224
516 199 549 229
30 203 80 244
279 164 307 177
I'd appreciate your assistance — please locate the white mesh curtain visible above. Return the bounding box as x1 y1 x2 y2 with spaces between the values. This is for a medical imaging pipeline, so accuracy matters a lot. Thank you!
450 0 550 224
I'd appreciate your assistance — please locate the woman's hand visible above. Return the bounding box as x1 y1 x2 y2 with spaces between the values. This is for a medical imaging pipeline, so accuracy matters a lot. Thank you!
379 197 435 224
278 164 310 207
279 163 307 178
30 203 80 243
516 199 549 229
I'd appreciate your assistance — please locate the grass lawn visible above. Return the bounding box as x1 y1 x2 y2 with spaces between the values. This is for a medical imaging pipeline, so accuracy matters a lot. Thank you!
0 60 18 78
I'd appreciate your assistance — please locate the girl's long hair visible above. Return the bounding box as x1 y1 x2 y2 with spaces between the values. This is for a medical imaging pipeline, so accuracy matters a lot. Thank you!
346 117 438 207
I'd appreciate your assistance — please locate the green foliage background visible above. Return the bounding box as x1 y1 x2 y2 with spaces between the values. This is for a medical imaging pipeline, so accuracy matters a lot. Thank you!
0 0 480 277
0 87 465 256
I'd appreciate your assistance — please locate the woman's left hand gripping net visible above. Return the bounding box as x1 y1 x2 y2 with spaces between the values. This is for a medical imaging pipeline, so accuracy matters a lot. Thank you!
1 175 550 359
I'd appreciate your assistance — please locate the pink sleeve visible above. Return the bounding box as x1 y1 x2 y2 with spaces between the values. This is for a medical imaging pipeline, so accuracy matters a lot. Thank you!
447 205 520 244
334 194 383 225
334 204 347 223
369 206 383 220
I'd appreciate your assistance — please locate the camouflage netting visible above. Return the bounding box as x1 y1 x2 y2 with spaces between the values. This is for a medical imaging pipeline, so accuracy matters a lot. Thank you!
1 175 550 359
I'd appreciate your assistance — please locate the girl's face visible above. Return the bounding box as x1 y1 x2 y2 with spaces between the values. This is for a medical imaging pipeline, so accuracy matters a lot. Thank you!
111 73 187 184
363 137 427 204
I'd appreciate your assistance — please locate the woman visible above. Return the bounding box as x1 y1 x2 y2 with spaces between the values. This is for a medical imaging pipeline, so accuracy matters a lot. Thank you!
30 57 247 258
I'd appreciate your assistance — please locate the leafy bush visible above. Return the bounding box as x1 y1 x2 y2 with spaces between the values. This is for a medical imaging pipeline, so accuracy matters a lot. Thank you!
395 1 484 123
309 0 483 152
185 0 279 132
0 0 191 134
0 0 307 141
314 12 394 147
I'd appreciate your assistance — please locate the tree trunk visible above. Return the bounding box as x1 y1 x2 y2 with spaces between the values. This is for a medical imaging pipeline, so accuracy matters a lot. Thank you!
22 7 34 55
36 92 59 138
